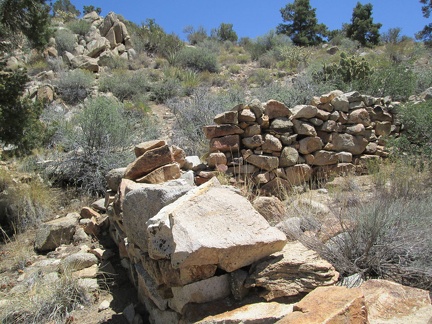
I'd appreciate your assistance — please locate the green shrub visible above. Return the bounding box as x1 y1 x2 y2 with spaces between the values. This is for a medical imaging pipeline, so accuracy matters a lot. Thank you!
253 72 333 107
175 47 219 73
247 69 273 86
244 30 292 61
98 55 128 70
54 69 94 104
229 65 241 74
130 19 184 58
54 28 76 55
236 54 250 64
167 87 245 155
66 19 91 36
99 70 148 101
390 101 432 158
150 78 181 103
53 96 134 194
364 62 416 100
183 25 208 45
0 67 46 154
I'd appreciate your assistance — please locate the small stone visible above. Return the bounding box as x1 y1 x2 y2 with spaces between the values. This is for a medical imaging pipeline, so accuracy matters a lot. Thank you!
98 300 110 312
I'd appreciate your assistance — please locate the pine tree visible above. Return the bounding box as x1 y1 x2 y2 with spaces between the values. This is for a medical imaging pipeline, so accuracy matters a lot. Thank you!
276 0 328 46
416 0 432 45
0 0 51 50
83 5 101 15
346 2 382 47
52 0 80 17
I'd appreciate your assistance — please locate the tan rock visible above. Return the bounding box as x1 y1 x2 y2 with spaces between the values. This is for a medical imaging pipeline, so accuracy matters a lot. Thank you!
169 275 231 314
291 105 318 119
316 109 331 121
198 302 294 324
124 144 173 180
171 145 186 168
203 124 244 139
329 133 369 155
279 147 299 167
135 163 180 184
277 286 367 323
214 111 238 124
262 134 283 152
246 154 279 171
292 119 317 136
375 121 391 136
360 279 432 322
80 206 100 219
280 164 311 186
209 135 240 153
331 94 350 112
238 108 256 122
298 136 323 154
264 100 292 119
242 135 264 149
260 178 293 198
310 150 338 166
134 140 167 157
37 85 54 103
253 196 287 225
320 90 343 104
146 178 287 272
207 152 227 167
348 108 371 126
246 241 339 300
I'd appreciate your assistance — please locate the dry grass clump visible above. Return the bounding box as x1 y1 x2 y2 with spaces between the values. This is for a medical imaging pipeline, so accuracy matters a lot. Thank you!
290 161 432 290
0 168 59 234
0 273 90 323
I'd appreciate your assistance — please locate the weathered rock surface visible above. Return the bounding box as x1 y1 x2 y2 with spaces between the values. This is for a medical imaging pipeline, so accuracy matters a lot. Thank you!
122 179 193 251
277 286 368 323
360 279 432 323
124 144 173 180
246 241 339 300
198 302 294 324
34 213 79 252
146 178 287 272
253 196 287 226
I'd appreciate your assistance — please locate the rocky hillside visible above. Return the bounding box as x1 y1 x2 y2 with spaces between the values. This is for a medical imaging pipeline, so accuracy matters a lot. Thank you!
1 9 432 324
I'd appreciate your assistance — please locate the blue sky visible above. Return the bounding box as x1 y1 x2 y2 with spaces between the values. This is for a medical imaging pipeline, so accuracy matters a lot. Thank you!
69 0 427 40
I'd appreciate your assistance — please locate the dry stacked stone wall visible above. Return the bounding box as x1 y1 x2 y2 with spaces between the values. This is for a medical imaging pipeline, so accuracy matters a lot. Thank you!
203 90 400 194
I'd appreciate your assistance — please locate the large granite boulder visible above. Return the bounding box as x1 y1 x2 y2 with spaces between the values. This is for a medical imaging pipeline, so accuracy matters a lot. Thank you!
146 178 287 272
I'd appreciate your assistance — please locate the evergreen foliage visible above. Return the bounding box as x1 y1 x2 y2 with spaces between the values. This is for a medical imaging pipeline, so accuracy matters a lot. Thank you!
82 5 101 15
416 0 432 45
213 23 238 42
277 0 328 46
0 0 51 51
52 0 80 17
346 2 382 46
0 65 45 153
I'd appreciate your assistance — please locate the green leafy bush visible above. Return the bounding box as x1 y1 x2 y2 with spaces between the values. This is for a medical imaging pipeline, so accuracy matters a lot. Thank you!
54 28 76 55
390 101 432 158
54 69 94 104
66 19 91 36
175 47 219 73
99 70 148 101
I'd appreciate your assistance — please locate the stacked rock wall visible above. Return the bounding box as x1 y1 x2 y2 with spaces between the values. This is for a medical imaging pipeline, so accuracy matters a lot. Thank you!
105 140 339 323
203 90 399 195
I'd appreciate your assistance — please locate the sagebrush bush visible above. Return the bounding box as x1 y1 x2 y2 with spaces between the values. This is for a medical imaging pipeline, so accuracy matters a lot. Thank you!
99 70 148 101
52 96 133 194
150 78 181 103
390 101 432 158
247 68 273 86
54 69 94 104
175 47 219 73
253 72 333 107
54 28 76 55
244 30 292 61
167 87 245 155
66 19 91 36
98 55 128 70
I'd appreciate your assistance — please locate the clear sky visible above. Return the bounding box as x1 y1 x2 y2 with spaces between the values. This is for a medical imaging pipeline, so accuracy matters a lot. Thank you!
69 0 427 40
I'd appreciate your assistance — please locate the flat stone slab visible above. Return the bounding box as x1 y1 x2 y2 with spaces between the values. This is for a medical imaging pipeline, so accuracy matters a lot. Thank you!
146 178 287 272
